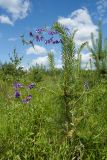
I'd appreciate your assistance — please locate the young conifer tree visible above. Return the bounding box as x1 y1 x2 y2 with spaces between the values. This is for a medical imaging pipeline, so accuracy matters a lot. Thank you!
88 21 107 76
53 22 87 131
48 52 55 75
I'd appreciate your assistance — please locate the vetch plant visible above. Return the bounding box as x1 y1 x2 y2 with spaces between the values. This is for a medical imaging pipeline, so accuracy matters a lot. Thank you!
15 91 20 98
28 83 35 89
21 26 63 48
13 82 35 103
22 95 32 103
14 82 23 89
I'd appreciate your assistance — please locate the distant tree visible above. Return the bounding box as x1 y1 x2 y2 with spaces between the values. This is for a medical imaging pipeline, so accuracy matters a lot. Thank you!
28 64 46 82
9 48 23 68
0 49 24 81
88 21 107 76
48 52 55 75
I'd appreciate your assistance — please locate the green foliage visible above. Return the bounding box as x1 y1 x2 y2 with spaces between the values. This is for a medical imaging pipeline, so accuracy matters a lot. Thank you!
0 62 15 81
53 22 87 132
28 65 46 82
88 21 107 76
9 48 23 68
48 52 55 75
0 49 24 81
1 74 107 159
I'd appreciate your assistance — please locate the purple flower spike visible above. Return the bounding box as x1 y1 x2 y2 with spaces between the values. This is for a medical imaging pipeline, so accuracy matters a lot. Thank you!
26 95 32 100
14 82 23 89
35 35 40 42
22 95 32 103
28 83 35 89
44 37 53 45
15 91 20 98
37 28 47 34
22 99 28 103
40 36 44 41
35 28 45 34
53 40 60 44
48 30 58 35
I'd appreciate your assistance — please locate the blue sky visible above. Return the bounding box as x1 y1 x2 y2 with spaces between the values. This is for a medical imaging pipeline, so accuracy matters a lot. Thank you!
0 0 107 69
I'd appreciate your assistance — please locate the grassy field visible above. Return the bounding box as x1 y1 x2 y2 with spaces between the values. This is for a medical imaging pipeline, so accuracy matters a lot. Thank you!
0 72 107 160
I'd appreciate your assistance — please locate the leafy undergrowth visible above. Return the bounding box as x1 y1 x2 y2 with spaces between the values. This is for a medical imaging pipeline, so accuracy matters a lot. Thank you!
0 76 107 160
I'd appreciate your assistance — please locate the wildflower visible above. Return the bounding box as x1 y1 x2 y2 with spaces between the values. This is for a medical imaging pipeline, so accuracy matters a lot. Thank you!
15 91 20 98
48 30 58 35
45 39 59 44
14 82 23 89
22 95 32 103
35 35 41 41
47 39 51 44
26 95 32 100
53 40 60 44
35 28 46 34
28 83 35 89
40 36 44 41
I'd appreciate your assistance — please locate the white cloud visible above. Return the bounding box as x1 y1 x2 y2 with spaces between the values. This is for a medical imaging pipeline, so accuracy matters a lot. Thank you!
26 45 47 55
8 37 17 41
55 64 62 69
81 52 91 63
80 52 95 70
0 15 13 25
31 56 48 66
50 49 56 54
55 58 62 68
0 0 30 25
57 8 98 70
96 0 107 18
58 8 97 46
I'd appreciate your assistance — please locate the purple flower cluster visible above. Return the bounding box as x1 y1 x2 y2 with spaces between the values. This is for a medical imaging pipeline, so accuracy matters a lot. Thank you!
35 35 44 42
44 37 62 45
29 26 63 45
48 30 58 35
14 82 22 98
29 32 44 42
35 28 47 34
28 83 35 89
14 82 23 89
15 91 20 98
14 82 35 103
22 95 32 103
